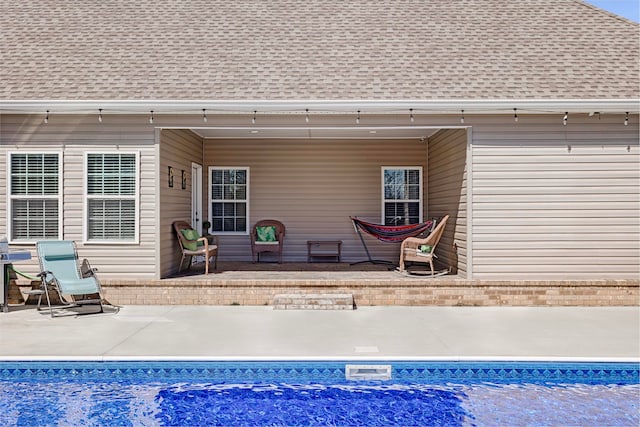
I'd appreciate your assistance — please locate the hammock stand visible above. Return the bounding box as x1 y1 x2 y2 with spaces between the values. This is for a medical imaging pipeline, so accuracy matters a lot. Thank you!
349 217 436 266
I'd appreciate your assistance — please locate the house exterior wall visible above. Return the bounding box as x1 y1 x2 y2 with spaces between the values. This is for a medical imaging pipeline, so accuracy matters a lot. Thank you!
0 113 158 279
203 138 430 264
469 115 639 280
1 112 638 282
427 128 468 278
159 129 204 278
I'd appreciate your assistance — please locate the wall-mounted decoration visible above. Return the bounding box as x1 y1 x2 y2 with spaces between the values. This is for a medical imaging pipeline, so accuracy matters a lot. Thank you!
168 166 174 188
181 170 187 190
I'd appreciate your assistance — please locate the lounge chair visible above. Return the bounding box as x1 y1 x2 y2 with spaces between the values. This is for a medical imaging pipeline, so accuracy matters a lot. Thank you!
173 220 219 274
398 215 449 275
251 219 285 263
36 240 104 317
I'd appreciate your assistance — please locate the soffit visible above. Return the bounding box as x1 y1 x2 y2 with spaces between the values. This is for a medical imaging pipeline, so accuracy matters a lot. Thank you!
195 126 442 140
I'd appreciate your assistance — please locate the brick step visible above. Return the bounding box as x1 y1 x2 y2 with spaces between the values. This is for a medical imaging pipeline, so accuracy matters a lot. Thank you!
273 293 354 310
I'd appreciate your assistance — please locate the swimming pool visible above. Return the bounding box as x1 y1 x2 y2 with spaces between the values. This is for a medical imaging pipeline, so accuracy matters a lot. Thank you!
0 360 638 426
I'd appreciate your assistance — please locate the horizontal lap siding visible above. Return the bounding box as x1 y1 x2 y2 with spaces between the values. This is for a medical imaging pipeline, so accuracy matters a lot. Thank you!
204 138 428 263
0 114 158 279
471 115 640 280
427 129 468 277
159 129 203 278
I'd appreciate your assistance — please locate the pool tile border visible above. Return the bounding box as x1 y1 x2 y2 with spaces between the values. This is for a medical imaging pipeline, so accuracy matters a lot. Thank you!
1 360 638 385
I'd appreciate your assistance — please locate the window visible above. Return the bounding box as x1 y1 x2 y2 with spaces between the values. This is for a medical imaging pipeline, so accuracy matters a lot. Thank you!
209 167 248 234
382 167 422 225
85 153 138 242
8 153 61 241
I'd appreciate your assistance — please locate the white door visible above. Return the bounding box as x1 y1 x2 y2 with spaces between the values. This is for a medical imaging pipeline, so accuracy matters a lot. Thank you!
191 163 203 233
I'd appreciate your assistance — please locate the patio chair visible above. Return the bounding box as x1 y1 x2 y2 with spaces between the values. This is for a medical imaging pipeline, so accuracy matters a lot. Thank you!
398 215 449 275
251 219 285 263
173 220 219 274
36 240 104 317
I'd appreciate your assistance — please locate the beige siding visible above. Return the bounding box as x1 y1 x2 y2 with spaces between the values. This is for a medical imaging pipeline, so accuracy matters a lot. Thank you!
204 138 429 263
159 129 204 278
470 115 640 280
3 111 638 281
0 114 158 279
426 129 468 277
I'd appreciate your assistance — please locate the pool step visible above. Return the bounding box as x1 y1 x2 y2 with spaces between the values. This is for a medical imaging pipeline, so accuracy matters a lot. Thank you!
273 293 354 310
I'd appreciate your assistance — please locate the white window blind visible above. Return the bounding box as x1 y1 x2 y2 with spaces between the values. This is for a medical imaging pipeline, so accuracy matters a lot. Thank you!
210 167 248 233
86 153 137 241
9 153 60 241
382 167 422 225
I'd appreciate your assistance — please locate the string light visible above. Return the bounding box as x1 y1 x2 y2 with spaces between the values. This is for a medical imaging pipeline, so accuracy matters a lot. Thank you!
98 108 103 123
44 110 49 124
107 107 633 128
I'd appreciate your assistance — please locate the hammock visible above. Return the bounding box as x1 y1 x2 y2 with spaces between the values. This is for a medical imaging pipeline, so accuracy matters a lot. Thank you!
349 216 436 265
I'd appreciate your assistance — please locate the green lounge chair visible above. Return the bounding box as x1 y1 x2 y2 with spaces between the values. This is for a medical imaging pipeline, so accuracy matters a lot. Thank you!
36 240 104 317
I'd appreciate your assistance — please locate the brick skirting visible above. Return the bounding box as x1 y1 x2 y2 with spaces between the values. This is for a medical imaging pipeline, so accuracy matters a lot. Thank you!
94 278 639 307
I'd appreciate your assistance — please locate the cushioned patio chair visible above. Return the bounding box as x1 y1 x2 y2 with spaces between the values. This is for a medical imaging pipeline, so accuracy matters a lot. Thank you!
251 219 285 263
36 240 104 317
173 220 219 274
398 215 449 275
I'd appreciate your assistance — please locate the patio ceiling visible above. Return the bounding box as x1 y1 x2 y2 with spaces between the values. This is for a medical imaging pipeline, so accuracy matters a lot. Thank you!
191 126 443 140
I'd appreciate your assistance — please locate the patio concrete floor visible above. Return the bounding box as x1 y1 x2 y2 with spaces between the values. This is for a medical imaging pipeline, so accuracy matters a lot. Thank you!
0 305 638 361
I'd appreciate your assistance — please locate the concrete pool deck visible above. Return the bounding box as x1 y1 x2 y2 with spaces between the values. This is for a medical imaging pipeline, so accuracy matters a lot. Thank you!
0 305 638 361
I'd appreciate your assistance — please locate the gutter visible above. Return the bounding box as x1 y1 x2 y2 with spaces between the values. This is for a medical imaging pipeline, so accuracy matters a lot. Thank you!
0 99 638 115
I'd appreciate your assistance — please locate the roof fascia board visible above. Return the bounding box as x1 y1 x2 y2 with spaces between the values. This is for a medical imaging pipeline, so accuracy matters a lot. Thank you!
0 99 637 114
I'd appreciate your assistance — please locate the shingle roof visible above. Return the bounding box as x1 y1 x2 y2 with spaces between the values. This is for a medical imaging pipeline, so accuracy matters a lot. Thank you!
1 0 638 100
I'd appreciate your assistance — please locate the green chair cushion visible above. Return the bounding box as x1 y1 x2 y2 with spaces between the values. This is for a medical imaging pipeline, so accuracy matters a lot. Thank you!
180 228 201 251
419 244 432 253
256 225 277 242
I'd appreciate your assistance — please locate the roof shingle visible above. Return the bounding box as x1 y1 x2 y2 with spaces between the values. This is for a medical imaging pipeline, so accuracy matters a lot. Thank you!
1 0 638 100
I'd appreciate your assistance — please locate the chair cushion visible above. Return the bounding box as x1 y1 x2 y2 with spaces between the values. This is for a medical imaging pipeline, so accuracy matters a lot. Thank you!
184 244 217 254
180 228 200 250
419 245 432 253
256 225 277 242
58 277 100 295
413 250 433 258
43 253 76 262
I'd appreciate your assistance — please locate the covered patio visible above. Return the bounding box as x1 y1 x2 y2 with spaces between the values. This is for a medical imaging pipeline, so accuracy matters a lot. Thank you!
159 118 469 281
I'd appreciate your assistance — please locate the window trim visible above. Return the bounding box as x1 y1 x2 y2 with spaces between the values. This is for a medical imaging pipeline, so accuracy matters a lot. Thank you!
380 166 423 225
208 166 250 236
7 151 63 243
83 151 140 244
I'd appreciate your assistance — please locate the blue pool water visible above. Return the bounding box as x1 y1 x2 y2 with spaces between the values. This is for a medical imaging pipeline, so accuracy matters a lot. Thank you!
0 361 638 426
